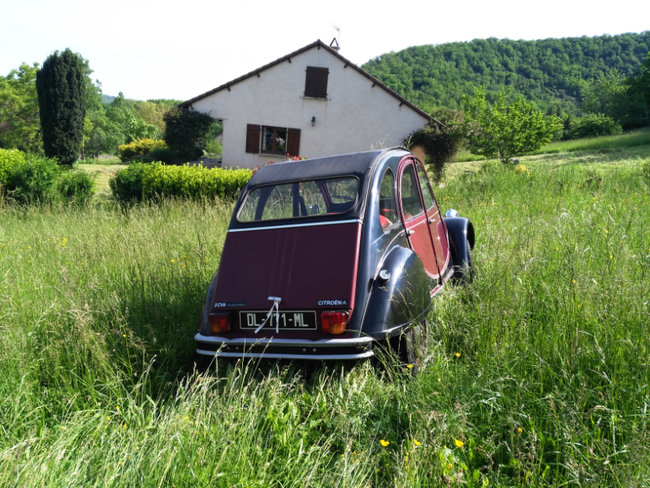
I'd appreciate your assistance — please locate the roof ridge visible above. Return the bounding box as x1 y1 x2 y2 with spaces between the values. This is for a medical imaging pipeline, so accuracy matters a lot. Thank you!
180 40 438 124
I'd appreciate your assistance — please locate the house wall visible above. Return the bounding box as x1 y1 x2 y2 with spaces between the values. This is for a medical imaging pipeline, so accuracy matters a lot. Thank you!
190 47 430 169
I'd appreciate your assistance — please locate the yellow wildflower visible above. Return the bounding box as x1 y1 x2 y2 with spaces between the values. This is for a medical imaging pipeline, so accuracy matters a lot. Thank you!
380 439 390 447
454 439 464 448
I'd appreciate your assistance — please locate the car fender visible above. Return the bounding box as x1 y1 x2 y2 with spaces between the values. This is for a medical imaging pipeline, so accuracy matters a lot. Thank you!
444 216 474 264
360 245 432 339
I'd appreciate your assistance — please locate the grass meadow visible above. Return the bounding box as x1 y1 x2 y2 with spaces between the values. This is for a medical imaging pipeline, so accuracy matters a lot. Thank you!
0 144 648 486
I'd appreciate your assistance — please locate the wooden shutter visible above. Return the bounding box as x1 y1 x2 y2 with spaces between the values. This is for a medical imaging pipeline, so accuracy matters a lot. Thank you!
286 128 301 157
245 124 260 153
304 67 329 98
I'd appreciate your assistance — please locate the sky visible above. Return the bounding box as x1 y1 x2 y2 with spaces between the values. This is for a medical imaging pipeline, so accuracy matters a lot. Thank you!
1 0 648 102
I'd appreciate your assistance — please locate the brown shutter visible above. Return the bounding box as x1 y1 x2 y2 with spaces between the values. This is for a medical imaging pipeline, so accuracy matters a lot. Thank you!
304 67 329 98
286 128 301 157
245 124 260 153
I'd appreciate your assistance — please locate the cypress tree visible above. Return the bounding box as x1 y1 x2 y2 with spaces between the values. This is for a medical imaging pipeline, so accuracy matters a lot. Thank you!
36 49 86 166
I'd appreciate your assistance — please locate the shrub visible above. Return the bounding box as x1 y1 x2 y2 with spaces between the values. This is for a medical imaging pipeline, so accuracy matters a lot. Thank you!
0 148 28 187
1 148 96 205
109 163 251 204
109 163 147 203
3 154 60 204
163 108 217 163
57 170 95 206
407 123 461 182
117 138 168 162
147 146 174 164
567 114 623 139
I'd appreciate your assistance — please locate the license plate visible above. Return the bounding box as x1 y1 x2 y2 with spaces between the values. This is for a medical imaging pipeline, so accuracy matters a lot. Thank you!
239 311 317 330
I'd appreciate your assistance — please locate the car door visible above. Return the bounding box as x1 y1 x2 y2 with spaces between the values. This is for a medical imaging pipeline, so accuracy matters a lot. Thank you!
415 162 450 276
397 158 440 279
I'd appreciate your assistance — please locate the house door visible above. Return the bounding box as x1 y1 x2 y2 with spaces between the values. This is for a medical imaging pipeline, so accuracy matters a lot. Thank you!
397 158 441 279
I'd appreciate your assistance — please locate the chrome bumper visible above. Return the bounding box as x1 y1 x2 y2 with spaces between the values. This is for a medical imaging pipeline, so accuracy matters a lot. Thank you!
194 333 375 360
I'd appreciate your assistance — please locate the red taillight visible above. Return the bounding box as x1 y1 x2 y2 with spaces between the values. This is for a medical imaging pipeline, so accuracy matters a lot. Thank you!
320 311 348 335
208 313 230 334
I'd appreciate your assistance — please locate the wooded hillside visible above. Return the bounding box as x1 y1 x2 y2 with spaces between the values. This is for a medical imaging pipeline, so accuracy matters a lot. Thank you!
362 32 650 115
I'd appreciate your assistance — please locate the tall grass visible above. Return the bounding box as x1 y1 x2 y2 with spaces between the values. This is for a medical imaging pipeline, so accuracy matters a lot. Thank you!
0 150 648 486
537 127 650 155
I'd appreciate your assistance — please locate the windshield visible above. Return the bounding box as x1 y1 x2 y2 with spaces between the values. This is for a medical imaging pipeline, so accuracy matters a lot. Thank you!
238 177 359 222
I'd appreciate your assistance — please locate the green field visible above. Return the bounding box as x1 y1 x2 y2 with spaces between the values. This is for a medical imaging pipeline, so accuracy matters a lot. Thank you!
0 144 648 486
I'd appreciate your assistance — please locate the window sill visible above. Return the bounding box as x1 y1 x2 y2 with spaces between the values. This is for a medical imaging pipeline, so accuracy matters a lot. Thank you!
259 152 286 157
302 95 329 101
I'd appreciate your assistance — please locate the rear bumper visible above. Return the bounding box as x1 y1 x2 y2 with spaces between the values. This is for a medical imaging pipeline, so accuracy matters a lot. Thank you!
194 333 375 360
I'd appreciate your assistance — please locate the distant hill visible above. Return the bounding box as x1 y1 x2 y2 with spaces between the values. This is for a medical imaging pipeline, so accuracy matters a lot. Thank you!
362 32 650 116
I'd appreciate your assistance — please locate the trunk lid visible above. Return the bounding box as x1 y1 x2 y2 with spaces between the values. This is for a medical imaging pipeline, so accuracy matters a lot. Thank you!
211 221 361 323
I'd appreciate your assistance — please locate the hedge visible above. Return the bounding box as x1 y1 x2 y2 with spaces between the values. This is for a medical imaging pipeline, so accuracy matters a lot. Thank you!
0 148 95 205
117 138 168 162
109 163 252 203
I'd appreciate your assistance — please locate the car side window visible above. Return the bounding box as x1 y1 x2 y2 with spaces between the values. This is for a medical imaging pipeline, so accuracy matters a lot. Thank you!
378 169 397 230
400 165 424 220
416 164 435 210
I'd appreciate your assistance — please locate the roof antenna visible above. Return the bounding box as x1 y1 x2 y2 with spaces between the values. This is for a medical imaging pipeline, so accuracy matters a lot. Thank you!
330 24 341 51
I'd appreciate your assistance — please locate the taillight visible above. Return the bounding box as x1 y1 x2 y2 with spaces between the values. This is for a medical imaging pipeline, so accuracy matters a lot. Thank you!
208 313 230 334
320 311 348 335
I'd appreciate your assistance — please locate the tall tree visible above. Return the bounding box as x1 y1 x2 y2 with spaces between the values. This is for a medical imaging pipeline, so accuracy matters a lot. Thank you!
36 49 87 166
625 52 650 126
0 63 41 153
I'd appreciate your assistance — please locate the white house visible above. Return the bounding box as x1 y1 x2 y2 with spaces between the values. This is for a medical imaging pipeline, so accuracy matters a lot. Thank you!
181 39 436 169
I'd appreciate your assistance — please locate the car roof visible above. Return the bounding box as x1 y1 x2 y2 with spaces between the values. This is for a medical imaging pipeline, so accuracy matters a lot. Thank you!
247 149 389 187
229 148 410 229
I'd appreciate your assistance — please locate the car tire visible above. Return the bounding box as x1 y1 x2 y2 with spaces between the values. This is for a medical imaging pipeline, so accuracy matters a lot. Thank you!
390 320 426 376
450 236 473 284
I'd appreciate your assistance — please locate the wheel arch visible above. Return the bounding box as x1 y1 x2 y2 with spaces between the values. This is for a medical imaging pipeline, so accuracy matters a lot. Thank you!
360 245 433 338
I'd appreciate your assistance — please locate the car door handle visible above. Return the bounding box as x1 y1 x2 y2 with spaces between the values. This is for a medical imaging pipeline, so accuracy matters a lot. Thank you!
406 229 414 236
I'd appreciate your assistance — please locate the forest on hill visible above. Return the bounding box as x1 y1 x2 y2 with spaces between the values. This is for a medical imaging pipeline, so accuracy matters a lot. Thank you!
362 32 650 116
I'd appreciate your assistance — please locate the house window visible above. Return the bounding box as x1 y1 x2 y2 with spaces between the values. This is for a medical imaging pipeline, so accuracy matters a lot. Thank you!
246 124 301 156
262 126 287 155
304 66 329 98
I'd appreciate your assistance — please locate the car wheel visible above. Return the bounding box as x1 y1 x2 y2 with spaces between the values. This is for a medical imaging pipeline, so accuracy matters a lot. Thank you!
391 320 426 375
463 239 474 282
450 236 474 284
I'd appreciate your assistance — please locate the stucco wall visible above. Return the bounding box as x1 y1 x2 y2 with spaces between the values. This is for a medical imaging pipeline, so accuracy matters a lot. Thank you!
190 48 429 168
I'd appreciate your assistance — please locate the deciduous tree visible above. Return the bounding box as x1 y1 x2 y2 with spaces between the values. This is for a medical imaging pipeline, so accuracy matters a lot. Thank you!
0 64 41 153
463 87 562 164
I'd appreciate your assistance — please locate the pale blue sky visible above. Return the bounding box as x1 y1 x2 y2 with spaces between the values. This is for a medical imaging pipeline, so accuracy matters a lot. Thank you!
1 0 648 101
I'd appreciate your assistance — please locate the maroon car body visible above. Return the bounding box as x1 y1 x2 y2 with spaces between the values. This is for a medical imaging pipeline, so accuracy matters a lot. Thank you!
195 148 474 360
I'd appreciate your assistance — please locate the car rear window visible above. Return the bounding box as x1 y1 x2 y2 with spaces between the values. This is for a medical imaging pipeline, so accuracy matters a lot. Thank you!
238 177 359 222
